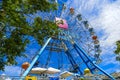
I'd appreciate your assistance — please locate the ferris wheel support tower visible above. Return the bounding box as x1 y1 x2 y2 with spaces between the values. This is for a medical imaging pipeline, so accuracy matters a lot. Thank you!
20 37 115 80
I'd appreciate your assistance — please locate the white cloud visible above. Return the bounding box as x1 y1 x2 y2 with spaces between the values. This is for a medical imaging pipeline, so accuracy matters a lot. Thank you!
0 66 22 79
3 66 21 76
91 1 120 47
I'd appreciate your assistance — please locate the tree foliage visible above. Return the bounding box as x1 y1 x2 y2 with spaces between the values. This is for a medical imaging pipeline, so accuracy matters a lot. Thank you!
0 0 58 70
114 40 120 61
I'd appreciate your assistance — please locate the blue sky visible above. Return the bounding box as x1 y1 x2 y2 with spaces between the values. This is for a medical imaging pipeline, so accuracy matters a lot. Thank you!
0 0 120 78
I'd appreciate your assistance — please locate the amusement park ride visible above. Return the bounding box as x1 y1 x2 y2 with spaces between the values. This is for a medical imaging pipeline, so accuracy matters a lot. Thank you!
0 0 115 80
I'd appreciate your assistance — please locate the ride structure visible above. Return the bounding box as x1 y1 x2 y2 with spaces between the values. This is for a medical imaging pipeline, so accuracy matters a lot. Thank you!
20 36 115 80
19 0 115 80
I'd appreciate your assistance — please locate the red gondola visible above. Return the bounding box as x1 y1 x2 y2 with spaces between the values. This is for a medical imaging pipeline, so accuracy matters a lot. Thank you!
92 36 97 40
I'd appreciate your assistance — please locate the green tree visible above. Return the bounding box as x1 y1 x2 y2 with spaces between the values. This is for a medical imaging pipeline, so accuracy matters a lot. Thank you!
0 0 58 70
114 40 120 61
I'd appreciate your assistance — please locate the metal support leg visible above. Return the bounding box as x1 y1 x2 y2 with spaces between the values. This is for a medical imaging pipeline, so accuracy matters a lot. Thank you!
74 43 115 80
73 45 94 73
20 38 52 79
66 50 83 74
62 41 83 74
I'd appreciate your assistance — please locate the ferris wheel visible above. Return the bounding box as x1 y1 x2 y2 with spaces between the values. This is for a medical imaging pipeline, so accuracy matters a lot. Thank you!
20 0 115 80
